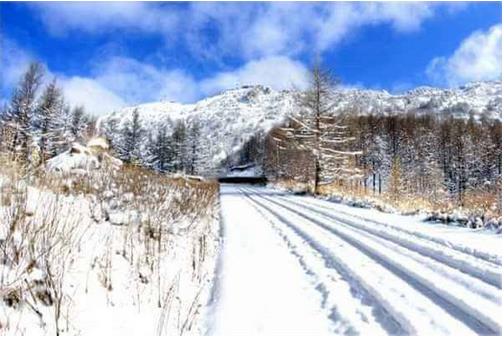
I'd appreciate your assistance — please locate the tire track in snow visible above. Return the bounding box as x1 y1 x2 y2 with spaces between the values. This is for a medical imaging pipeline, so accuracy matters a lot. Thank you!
240 189 477 335
273 194 502 289
242 187 500 335
262 192 501 306
209 185 337 335
288 193 502 266
240 189 400 335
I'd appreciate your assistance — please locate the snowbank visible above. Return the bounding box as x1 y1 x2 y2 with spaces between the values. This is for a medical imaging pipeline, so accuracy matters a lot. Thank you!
46 138 122 174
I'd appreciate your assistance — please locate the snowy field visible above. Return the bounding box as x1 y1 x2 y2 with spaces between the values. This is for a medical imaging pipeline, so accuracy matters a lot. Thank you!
207 184 502 335
0 167 220 335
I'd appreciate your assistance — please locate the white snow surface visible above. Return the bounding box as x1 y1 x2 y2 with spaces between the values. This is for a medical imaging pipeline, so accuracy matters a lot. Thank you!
46 143 100 172
206 184 502 335
46 139 122 174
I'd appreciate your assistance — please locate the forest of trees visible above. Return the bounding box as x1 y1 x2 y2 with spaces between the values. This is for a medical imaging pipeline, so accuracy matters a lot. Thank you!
265 112 501 209
0 62 94 169
103 113 214 176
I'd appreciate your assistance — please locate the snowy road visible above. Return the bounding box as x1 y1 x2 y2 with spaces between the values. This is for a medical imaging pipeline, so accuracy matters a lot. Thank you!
207 184 502 335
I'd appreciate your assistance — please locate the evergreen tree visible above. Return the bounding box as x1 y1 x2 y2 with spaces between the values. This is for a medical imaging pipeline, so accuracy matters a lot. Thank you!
69 106 87 142
34 79 64 163
148 122 174 172
187 121 201 175
102 117 120 157
194 133 217 176
5 62 44 164
120 108 144 163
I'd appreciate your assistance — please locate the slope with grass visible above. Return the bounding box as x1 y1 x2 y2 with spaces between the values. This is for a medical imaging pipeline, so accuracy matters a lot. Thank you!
0 145 220 335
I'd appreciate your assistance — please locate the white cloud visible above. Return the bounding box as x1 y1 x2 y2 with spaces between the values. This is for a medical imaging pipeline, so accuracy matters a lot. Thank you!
239 3 307 58
1 38 34 90
91 57 199 104
0 40 126 115
75 55 309 112
0 40 199 115
314 2 439 51
427 24 502 86
200 56 309 95
60 77 126 115
59 55 310 114
29 3 178 36
202 3 468 61
29 2 454 61
366 3 435 33
188 2 461 60
6 2 448 116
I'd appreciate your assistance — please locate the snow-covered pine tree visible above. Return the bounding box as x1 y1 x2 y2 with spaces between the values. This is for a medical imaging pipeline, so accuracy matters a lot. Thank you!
103 117 120 154
144 130 157 170
34 79 64 163
369 133 390 195
281 60 361 194
120 108 144 164
69 106 88 142
148 122 174 173
4 62 44 164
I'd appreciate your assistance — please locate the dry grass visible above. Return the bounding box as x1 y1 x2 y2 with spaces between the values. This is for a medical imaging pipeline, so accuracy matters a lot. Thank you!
0 155 220 334
274 177 501 222
0 164 88 334
461 190 501 219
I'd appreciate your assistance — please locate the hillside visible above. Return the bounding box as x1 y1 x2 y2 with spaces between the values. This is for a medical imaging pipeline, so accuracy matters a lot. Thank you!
98 81 501 172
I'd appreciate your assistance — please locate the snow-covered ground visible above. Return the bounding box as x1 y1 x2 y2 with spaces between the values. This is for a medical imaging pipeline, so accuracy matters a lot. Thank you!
0 166 220 335
207 184 502 335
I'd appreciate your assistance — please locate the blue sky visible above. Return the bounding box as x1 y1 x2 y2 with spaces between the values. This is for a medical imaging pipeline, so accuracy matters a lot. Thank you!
1 2 501 115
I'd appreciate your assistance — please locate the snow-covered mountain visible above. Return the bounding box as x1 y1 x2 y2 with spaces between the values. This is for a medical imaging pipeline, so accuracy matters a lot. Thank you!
100 85 296 168
99 81 501 169
334 81 501 119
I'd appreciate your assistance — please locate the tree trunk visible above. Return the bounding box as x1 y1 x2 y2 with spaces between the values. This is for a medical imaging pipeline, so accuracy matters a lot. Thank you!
314 158 320 195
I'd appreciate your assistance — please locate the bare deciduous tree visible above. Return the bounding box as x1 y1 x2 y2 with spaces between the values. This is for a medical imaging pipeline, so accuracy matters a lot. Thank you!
281 60 361 193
